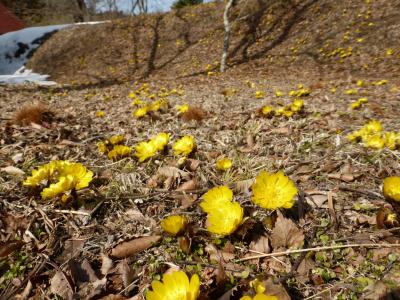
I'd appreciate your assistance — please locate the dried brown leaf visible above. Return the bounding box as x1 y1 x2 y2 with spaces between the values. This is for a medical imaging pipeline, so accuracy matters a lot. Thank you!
50 271 73 300
0 241 25 258
101 253 114 276
110 235 161 259
176 179 197 191
270 211 304 249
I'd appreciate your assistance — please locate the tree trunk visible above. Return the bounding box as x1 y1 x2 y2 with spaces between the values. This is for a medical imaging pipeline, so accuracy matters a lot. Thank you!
220 0 235 72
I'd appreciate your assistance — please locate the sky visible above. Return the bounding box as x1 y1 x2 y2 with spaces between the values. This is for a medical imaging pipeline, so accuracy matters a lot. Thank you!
117 0 213 13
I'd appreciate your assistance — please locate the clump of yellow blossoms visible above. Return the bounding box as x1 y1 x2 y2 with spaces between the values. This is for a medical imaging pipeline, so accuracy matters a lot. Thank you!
173 136 196 156
161 215 188 236
289 86 310 98
23 160 93 202
260 99 304 118
176 104 189 114
97 135 132 160
96 111 105 118
251 171 298 210
108 145 132 160
216 158 232 171
146 270 200 300
133 106 149 118
383 177 400 202
255 91 265 99
200 186 244 236
347 120 399 150
350 97 368 109
135 132 170 162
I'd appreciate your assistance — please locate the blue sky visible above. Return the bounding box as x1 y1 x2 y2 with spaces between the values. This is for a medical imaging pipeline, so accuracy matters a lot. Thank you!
117 0 213 13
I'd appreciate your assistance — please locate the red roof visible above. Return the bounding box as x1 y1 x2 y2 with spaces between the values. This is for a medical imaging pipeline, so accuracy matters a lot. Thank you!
0 3 25 34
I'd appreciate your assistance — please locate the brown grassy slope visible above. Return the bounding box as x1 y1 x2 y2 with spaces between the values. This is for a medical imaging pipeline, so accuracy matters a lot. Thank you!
27 0 400 84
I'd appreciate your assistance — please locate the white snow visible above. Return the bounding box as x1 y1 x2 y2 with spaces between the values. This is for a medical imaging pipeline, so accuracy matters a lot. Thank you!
0 22 105 85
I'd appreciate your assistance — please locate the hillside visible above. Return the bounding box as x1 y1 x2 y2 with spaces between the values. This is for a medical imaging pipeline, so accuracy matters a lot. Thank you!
1 0 400 299
27 0 400 84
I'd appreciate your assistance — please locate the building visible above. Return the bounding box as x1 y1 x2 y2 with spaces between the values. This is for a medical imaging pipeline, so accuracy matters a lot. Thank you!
0 3 25 35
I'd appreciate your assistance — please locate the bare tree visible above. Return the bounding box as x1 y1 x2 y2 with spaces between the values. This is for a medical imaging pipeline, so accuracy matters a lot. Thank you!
131 0 148 14
220 0 236 72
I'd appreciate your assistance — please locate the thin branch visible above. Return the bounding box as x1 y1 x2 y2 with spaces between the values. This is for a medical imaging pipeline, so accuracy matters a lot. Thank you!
235 243 400 262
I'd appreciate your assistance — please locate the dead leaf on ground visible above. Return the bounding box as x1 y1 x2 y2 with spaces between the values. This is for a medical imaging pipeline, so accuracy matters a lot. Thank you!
234 178 254 194
101 253 114 276
270 211 305 249
50 271 73 300
0 240 25 258
205 243 235 263
110 235 161 259
297 257 315 284
263 278 291 300
176 179 197 191
117 260 135 289
157 166 190 180
1 166 25 176
364 281 388 300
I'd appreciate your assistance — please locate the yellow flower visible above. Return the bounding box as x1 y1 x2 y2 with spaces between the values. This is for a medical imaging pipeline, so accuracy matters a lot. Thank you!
373 80 388 86
201 186 233 213
150 133 170 151
23 161 61 187
240 294 277 300
345 89 358 95
386 48 394 56
383 177 400 202
133 106 148 118
131 98 144 106
161 215 188 236
255 91 265 99
200 186 243 236
274 90 283 97
350 100 362 109
32 161 93 200
251 171 298 210
135 141 158 162
97 141 108 154
356 80 364 87
109 135 125 145
281 109 294 117
176 104 189 114
41 175 75 199
60 162 93 190
96 111 105 118
216 158 232 171
290 99 304 112
173 136 196 156
261 106 274 117
330 87 337 93
364 134 385 149
107 145 132 160
384 132 398 150
146 271 200 300
363 120 382 133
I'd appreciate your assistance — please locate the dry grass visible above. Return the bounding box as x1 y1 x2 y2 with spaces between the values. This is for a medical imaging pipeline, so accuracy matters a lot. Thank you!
12 102 54 126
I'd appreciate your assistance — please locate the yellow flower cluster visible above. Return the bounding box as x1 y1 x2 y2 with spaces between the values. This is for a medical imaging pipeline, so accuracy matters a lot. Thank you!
97 135 132 160
173 136 196 156
383 177 400 202
251 171 298 210
23 160 93 202
161 215 188 236
255 91 265 99
260 99 304 118
347 120 400 150
129 83 173 118
200 186 244 236
350 97 368 109
216 158 232 171
175 104 189 114
135 132 170 162
146 271 200 300
288 85 310 97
